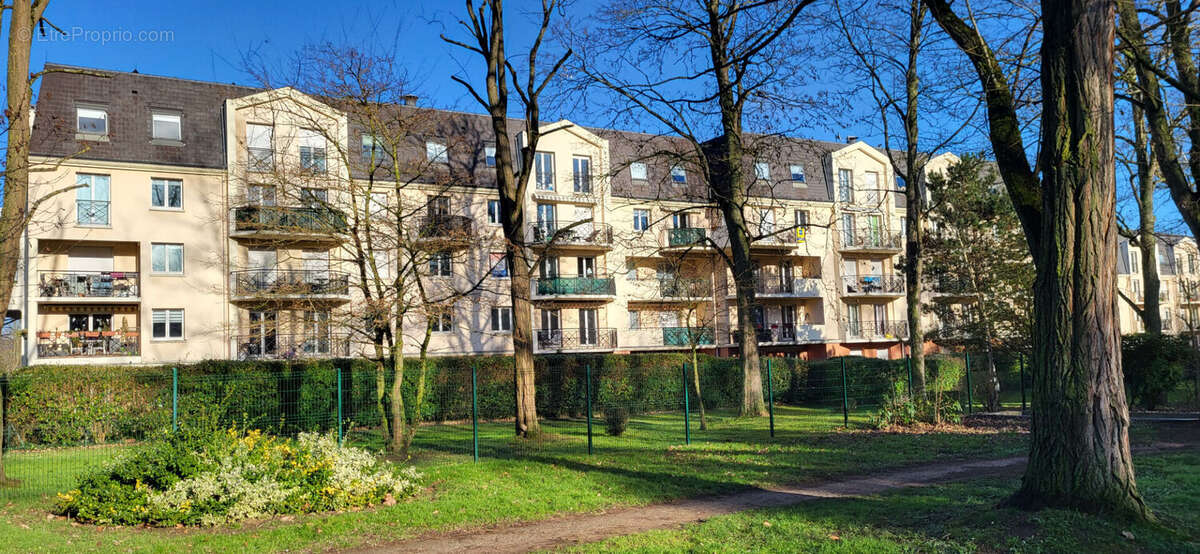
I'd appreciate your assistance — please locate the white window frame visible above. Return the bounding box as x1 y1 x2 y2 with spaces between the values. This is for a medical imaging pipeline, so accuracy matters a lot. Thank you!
76 106 108 135
152 308 185 340
534 151 555 191
573 155 593 193
300 129 327 173
491 307 513 332
490 252 512 278
487 199 501 225
671 165 687 184
246 123 274 171
838 169 853 202
151 111 182 141
790 164 806 184
754 161 770 180
151 243 184 274
630 162 648 181
150 178 183 210
429 251 452 277
485 146 497 167
633 209 650 232
431 309 454 333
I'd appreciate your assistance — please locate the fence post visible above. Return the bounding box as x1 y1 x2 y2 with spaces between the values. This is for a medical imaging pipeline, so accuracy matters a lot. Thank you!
682 362 691 446
840 357 849 427
1019 353 1027 415
766 359 775 438
471 363 480 463
336 367 344 447
964 352 973 415
905 347 914 396
172 366 179 432
586 363 594 455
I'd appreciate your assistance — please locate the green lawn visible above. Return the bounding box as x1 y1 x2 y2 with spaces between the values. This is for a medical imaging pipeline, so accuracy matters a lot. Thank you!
567 451 1200 553
0 405 1033 552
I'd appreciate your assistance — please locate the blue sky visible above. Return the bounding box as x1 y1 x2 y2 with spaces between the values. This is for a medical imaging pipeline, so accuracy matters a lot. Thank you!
13 0 1189 234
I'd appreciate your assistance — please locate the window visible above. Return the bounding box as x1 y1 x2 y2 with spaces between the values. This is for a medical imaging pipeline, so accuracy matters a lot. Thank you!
895 175 906 189
672 212 690 229
151 243 184 274
671 165 687 184
301 187 328 207
754 161 770 180
300 129 327 173
573 156 592 193
900 216 908 237
487 200 501 225
76 173 110 226
629 310 640 329
630 162 648 181
794 209 809 243
76 106 108 135
490 252 512 278
150 178 183 209
491 307 513 332
485 146 497 167
361 134 385 162
429 195 450 216
790 164 806 183
534 151 555 190
152 309 184 339
426 141 449 164
248 184 276 206
1130 250 1140 274
633 209 650 232
246 123 273 171
369 192 389 217
431 309 453 333
429 251 452 276
838 169 853 202
151 111 182 141
841 213 855 245
1190 253 1197 274
863 172 880 205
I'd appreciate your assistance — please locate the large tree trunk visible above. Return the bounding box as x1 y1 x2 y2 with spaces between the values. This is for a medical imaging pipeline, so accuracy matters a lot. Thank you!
389 338 406 454
509 254 539 436
1006 0 1148 519
903 0 927 395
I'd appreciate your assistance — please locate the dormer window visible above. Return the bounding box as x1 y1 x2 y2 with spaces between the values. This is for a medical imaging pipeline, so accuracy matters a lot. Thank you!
485 146 497 167
246 123 274 171
790 164 805 183
151 111 182 141
754 161 770 180
299 129 327 173
630 162 648 181
426 141 449 164
671 165 687 184
76 106 108 135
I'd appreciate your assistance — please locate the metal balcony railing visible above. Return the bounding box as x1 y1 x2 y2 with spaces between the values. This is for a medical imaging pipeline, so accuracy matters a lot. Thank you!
730 328 776 344
36 330 139 358
230 269 350 297
534 274 617 296
39 271 139 298
532 221 613 247
840 228 903 250
667 227 707 247
843 320 909 340
233 205 348 235
662 326 715 346
77 200 110 226
924 275 974 295
843 274 905 295
730 324 816 344
534 328 617 351
658 277 712 298
753 277 822 296
235 332 351 360
418 214 474 240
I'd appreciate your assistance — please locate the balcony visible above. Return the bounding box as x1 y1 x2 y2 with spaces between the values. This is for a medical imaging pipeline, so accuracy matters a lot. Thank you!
533 274 617 300
843 320 909 341
417 214 474 247
76 200 110 226
534 328 617 352
925 275 975 299
842 274 905 296
664 227 709 250
751 277 822 298
730 324 823 344
232 205 348 242
234 332 351 360
38 271 139 301
230 269 351 303
531 221 613 251
751 227 809 250
36 330 140 358
662 326 715 346
839 228 903 253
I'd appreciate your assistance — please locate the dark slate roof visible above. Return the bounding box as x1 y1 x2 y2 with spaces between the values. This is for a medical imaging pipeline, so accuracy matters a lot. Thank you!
32 63 257 169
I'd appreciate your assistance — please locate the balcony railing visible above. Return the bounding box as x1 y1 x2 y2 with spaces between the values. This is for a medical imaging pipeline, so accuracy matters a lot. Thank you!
840 228 903 251
731 324 820 344
77 199 110 226
658 277 712 298
532 221 613 248
667 227 708 248
843 320 909 341
39 271 139 298
231 269 350 298
418 214 474 240
534 275 617 297
233 205 348 235
535 328 617 351
753 277 822 296
842 274 905 295
662 326 715 346
235 332 351 360
36 330 140 358
924 275 974 295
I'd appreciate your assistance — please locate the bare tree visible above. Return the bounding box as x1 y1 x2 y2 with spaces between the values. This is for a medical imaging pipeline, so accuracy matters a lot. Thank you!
443 0 572 437
568 0 822 416
926 0 1149 518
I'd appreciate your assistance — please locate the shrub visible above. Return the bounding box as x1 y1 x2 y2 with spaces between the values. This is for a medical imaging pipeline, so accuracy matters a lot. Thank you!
55 428 422 526
604 406 630 436
1121 333 1197 410
870 354 965 428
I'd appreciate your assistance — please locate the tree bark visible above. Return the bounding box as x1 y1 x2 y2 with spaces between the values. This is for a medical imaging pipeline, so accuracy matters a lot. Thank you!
903 0 927 394
691 346 707 430
1134 105 1162 335
1006 0 1148 518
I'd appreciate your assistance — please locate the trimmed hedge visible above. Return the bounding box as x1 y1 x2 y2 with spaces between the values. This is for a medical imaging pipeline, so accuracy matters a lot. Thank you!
2 353 810 449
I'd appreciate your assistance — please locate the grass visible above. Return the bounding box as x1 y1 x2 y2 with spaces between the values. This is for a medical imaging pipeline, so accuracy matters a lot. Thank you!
566 451 1200 553
0 405 1031 552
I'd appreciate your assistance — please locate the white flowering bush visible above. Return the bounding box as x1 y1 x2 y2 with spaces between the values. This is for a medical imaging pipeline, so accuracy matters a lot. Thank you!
56 429 422 526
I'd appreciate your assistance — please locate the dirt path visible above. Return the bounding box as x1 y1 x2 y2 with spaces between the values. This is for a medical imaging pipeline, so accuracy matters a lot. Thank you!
355 441 1196 554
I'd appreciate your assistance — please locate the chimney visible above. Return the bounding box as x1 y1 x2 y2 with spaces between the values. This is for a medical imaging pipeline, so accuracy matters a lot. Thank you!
402 94 419 107
846 136 858 144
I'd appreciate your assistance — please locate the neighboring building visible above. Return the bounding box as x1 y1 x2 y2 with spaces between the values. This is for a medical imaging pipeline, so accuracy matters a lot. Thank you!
1117 234 1200 337
7 63 957 365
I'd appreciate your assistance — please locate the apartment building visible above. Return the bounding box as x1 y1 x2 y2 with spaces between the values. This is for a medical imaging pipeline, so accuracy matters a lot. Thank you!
1117 235 1200 337
7 64 949 365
